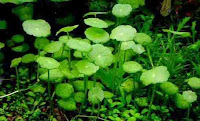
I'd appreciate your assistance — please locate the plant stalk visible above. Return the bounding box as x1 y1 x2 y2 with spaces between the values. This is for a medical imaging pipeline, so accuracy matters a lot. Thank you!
15 66 20 90
146 84 156 120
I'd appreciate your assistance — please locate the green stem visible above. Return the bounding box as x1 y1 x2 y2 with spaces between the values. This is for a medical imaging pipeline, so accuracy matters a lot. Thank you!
84 75 88 104
47 70 52 116
61 44 66 58
147 47 154 68
36 48 40 82
146 85 156 120
15 66 19 90
187 104 191 121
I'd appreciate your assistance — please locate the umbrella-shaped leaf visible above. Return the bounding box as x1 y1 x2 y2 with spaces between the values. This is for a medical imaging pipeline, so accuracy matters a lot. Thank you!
175 93 190 109
39 69 64 83
22 53 35 63
11 34 24 43
132 44 145 54
55 83 74 98
187 77 200 89
76 60 99 76
123 61 142 73
12 43 30 53
12 3 34 21
121 78 138 93
22 19 51 37
0 0 37 4
182 90 197 103
134 33 152 45
44 41 63 53
140 66 170 86
120 41 135 50
58 35 71 44
34 37 50 50
67 38 92 52
88 87 104 105
74 92 85 103
85 27 109 44
83 12 108 18
58 98 76 111
84 18 108 28
10 57 22 68
36 56 60 69
160 82 179 95
56 25 79 36
88 44 114 68
0 42 5 49
110 25 137 41
112 4 132 18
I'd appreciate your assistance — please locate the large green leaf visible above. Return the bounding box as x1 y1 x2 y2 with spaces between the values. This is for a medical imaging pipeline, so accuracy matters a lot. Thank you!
112 4 132 18
10 57 22 68
84 18 108 28
76 60 99 76
44 41 63 53
36 56 60 69
88 87 104 105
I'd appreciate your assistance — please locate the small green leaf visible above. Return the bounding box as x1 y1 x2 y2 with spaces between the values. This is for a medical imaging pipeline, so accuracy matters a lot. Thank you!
175 93 190 109
74 92 85 103
187 77 200 89
36 56 60 69
83 12 108 18
58 98 77 111
11 34 24 43
121 78 138 93
22 53 35 63
76 60 99 76
134 33 152 45
12 43 30 53
112 4 132 18
132 44 145 54
88 87 104 105
84 18 108 28
0 42 5 49
55 83 74 98
23 19 51 37
56 25 79 36
85 27 109 44
110 25 137 41
120 41 135 50
10 57 22 68
89 44 114 68
160 82 179 95
140 66 170 86
123 61 143 73
182 90 197 103
39 69 64 83
44 41 63 53
34 37 50 50
67 38 92 52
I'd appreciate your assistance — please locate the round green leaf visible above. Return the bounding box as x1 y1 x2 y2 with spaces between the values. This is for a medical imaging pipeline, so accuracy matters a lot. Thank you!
110 25 137 41
88 87 104 105
187 77 200 89
22 19 51 37
175 93 190 109
22 53 35 63
85 27 109 44
134 33 152 45
67 38 92 52
0 20 7 29
121 78 138 93
36 56 60 69
140 66 170 86
74 92 85 103
88 44 114 68
34 37 50 50
56 25 79 35
121 41 135 50
84 18 108 28
56 83 74 98
132 44 145 54
76 60 99 76
44 41 63 53
58 98 76 111
10 57 22 68
160 82 179 95
11 34 24 43
0 42 5 49
123 61 142 73
182 90 197 103
112 4 132 18
12 43 30 53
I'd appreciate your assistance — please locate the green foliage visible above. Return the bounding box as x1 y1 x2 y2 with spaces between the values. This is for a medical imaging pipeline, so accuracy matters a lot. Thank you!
187 77 200 89
121 78 138 93
123 61 143 73
134 33 152 45
22 19 51 37
10 57 22 68
22 53 35 63
56 83 74 98
36 56 60 69
44 41 63 53
140 66 170 86
160 82 179 95
117 0 145 9
84 18 108 28
74 92 85 103
0 20 7 29
175 93 190 109
58 98 77 111
88 87 104 104
182 90 197 103
56 25 78 35
112 4 132 18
